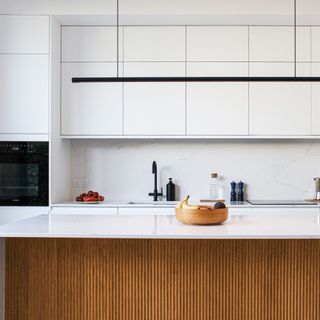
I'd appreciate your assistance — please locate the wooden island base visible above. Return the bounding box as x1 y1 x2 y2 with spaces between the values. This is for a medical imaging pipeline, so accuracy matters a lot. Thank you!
5 238 320 320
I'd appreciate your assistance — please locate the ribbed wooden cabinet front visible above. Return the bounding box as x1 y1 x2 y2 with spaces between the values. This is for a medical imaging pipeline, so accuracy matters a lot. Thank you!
5 239 320 320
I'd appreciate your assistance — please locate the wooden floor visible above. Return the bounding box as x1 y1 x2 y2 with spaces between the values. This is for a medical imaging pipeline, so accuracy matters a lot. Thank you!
5 238 320 320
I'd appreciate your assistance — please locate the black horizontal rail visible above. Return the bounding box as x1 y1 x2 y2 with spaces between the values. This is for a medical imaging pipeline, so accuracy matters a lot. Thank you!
72 77 320 83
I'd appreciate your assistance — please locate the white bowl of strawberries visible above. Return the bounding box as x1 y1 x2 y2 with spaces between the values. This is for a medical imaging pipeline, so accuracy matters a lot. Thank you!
75 191 105 204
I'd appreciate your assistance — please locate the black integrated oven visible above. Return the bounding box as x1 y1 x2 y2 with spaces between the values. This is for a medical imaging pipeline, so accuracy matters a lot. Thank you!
0 142 48 206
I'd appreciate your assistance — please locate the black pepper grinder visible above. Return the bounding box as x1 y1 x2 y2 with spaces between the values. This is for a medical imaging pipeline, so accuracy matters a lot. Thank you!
230 181 237 202
166 178 176 201
237 181 244 202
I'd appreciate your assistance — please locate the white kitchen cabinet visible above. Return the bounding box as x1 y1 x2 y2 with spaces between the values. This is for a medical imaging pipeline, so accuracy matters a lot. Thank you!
249 83 311 136
187 26 248 62
186 83 248 135
123 26 185 62
61 63 123 135
249 26 294 76
0 15 49 54
312 83 320 135
296 27 311 62
62 26 117 62
186 26 248 76
123 26 185 76
249 27 294 62
0 55 49 134
124 83 185 135
0 208 48 225
312 27 320 62
296 27 311 76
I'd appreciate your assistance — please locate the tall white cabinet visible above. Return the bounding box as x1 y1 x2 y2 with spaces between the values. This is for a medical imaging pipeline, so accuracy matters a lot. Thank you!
0 15 49 138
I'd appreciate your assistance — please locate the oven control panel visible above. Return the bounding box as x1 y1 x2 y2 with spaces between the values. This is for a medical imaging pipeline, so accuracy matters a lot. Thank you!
0 142 48 154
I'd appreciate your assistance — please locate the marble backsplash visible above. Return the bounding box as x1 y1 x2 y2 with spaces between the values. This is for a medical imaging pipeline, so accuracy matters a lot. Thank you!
70 140 320 201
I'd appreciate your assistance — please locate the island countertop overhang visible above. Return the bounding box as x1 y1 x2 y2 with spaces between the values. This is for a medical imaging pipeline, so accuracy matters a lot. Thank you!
1 210 320 239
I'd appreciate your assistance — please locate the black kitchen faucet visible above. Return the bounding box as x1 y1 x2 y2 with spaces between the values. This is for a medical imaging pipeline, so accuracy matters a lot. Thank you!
148 161 163 201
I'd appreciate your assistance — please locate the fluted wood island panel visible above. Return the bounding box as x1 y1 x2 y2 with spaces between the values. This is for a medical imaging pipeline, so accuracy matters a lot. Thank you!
5 239 320 320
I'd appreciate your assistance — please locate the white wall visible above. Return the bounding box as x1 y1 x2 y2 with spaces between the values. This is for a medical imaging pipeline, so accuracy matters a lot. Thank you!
70 140 320 201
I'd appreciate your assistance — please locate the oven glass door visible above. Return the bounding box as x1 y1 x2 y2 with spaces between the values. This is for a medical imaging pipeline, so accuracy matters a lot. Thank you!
0 153 48 206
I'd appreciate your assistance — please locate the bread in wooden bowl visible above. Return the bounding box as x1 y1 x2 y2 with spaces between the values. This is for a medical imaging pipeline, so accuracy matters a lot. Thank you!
175 196 228 225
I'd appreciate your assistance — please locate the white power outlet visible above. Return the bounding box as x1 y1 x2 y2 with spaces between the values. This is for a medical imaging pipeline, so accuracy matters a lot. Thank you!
73 178 89 188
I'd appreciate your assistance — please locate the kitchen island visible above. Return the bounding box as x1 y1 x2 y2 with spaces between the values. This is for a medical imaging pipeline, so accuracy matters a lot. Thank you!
1 211 320 319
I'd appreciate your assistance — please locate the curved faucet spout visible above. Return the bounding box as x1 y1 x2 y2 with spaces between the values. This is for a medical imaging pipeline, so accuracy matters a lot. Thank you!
152 161 157 174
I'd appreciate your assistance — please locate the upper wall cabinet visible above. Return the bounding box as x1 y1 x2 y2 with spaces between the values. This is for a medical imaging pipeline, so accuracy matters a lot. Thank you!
249 83 311 136
186 83 248 135
312 27 320 62
0 15 49 54
249 27 294 76
312 83 320 134
61 63 122 136
123 26 185 76
124 83 185 135
186 26 248 76
62 26 117 62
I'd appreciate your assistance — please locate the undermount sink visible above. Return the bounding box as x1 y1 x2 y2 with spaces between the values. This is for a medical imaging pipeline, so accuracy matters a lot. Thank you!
126 201 177 206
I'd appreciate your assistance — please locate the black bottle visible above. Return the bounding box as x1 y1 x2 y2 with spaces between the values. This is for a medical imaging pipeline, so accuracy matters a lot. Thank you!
166 178 176 201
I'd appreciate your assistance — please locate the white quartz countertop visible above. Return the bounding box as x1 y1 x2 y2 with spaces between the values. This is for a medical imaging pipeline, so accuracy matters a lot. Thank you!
1 210 320 239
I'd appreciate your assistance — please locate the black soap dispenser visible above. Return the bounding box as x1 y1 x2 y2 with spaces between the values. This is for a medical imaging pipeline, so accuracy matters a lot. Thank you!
166 178 176 201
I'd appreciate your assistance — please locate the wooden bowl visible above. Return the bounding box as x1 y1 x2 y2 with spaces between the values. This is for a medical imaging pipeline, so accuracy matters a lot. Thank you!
175 207 228 225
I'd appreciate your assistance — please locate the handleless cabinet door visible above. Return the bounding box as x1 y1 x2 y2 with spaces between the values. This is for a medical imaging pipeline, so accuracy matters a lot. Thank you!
186 26 248 76
312 83 320 135
0 55 49 134
124 26 185 61
0 15 49 54
249 26 294 76
296 27 311 76
312 27 320 63
124 83 185 135
123 26 185 76
249 83 311 136
311 27 320 76
62 26 117 62
61 63 122 135
186 83 248 135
